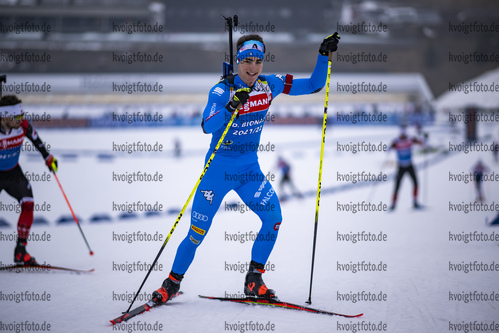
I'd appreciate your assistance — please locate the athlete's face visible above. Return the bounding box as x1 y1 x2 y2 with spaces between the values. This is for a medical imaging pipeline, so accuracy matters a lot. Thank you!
1 115 22 130
238 57 263 87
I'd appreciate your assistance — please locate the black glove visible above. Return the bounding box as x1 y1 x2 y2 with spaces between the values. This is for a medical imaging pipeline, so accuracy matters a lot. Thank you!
319 32 340 56
228 88 251 110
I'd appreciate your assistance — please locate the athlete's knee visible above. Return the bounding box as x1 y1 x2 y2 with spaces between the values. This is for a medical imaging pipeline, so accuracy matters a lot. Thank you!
265 207 282 224
20 199 34 213
265 195 282 220
260 217 283 239
270 221 282 234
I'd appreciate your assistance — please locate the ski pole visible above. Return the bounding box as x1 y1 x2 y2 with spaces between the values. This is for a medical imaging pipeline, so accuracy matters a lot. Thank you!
125 14 241 312
52 171 94 256
125 15 240 312
306 41 335 305
366 153 391 202
125 104 241 312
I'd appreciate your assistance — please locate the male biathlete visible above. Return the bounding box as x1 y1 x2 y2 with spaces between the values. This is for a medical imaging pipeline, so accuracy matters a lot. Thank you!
151 33 340 303
0 95 57 265
389 126 423 210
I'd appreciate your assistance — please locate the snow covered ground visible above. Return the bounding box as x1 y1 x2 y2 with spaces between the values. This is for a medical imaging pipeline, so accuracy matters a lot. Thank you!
0 120 498 333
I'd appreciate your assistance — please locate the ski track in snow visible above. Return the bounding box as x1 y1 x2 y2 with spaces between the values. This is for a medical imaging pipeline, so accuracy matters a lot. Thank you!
0 123 498 333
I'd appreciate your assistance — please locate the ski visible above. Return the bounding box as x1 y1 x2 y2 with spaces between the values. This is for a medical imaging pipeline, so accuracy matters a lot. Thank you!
110 291 183 325
198 295 363 318
0 263 94 274
110 301 156 325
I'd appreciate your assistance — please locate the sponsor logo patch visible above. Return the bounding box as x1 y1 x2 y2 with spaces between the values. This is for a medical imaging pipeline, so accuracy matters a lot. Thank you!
191 225 206 236
192 211 209 222
200 190 215 205
189 235 200 244
213 87 225 96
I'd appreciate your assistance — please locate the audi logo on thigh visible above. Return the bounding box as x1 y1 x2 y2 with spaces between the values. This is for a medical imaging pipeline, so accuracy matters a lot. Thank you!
192 211 208 221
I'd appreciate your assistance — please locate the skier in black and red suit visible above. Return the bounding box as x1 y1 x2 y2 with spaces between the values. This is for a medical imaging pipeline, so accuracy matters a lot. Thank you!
0 95 57 265
389 126 424 210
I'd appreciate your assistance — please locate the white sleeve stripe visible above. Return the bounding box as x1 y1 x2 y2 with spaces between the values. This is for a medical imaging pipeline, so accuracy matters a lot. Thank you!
213 87 225 96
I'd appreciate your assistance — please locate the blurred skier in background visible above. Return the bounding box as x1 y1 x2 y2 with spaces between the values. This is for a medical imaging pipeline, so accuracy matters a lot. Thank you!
173 137 181 158
389 125 424 210
277 156 302 201
472 159 488 202
492 141 498 164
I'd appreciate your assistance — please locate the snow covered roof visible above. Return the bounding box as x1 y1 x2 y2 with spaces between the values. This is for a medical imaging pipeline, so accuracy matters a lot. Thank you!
434 67 499 111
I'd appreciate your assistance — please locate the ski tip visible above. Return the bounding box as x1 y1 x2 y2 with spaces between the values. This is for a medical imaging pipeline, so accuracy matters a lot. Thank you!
90 251 94 256
109 318 121 325
65 267 95 274
110 313 129 325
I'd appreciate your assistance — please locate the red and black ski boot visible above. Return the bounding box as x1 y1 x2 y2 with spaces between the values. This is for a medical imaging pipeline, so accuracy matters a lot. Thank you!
151 271 183 304
14 240 38 265
244 260 278 300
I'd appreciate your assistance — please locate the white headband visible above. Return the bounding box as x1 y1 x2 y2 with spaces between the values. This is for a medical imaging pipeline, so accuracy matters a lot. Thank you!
0 103 23 118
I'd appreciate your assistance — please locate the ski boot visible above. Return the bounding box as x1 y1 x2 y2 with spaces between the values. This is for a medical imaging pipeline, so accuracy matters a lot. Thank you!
14 241 38 265
152 272 183 304
244 260 278 300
